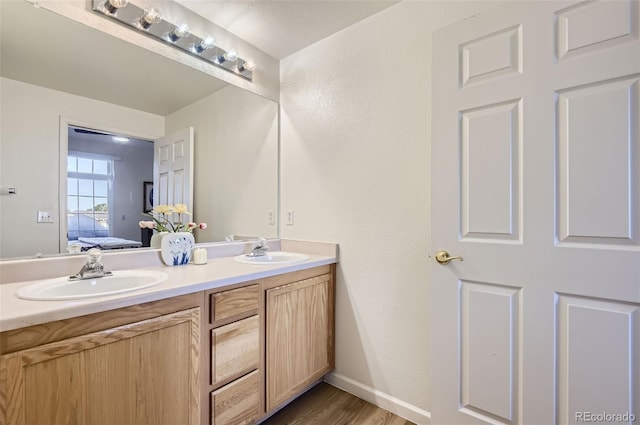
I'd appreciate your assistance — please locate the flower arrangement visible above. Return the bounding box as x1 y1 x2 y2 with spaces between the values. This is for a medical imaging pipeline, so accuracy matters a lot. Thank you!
139 204 207 233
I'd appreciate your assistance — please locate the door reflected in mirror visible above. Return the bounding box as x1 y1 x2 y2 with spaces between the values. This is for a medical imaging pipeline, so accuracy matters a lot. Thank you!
66 126 154 251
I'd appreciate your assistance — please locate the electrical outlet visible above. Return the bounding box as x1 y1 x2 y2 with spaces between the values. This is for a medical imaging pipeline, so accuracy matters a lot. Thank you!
267 210 275 225
37 211 54 223
286 210 294 225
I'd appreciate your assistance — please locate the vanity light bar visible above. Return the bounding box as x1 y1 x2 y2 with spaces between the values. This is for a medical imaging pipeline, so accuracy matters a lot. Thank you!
92 0 254 81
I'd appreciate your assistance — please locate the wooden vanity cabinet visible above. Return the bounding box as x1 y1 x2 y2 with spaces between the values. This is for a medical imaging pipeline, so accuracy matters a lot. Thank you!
207 284 261 425
0 293 202 425
206 265 336 424
264 267 335 412
0 264 336 425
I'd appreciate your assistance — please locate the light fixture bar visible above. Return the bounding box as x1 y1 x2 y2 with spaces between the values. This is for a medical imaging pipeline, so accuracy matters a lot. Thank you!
92 0 254 81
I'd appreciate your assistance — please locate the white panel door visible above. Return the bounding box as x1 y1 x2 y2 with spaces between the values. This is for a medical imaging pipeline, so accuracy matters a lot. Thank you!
431 1 640 424
153 127 194 218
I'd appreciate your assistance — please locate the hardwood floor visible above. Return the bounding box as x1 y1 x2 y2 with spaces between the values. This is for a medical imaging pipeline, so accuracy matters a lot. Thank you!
261 382 415 425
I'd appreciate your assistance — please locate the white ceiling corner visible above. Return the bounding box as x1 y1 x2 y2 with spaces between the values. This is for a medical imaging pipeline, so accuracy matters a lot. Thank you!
174 0 400 60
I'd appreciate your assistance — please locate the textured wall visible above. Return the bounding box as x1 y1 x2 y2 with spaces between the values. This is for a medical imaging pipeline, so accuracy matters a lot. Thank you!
280 1 497 422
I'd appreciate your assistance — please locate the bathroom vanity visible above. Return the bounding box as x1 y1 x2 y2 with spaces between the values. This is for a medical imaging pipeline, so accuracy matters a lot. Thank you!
206 264 334 425
0 241 336 425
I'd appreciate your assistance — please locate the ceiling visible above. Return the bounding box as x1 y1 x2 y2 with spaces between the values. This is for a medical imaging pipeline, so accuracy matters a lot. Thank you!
174 0 400 60
0 0 228 116
69 127 154 149
0 0 398 116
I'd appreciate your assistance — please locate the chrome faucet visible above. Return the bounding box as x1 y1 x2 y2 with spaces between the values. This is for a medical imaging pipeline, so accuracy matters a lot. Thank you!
70 248 112 280
247 237 269 257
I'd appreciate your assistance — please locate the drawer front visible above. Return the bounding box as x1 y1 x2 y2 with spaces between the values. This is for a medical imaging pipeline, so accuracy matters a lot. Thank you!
212 315 259 385
211 370 260 425
210 284 259 324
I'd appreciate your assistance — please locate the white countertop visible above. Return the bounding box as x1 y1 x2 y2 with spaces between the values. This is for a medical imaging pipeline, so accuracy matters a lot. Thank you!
0 251 336 332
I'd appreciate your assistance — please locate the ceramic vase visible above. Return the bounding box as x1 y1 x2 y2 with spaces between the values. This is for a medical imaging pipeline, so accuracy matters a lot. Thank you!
150 231 169 248
160 232 195 266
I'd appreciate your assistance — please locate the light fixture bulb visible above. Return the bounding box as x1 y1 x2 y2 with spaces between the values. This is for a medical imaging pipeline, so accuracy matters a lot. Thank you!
239 60 256 72
193 35 215 54
137 8 161 30
217 50 238 64
167 23 190 42
112 136 130 143
224 50 238 62
101 0 127 14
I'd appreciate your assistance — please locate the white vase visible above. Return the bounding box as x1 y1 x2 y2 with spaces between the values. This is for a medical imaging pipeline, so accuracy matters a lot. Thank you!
150 231 169 248
160 232 195 266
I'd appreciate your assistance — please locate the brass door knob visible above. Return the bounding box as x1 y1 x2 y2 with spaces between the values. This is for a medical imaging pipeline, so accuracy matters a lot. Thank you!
435 250 463 265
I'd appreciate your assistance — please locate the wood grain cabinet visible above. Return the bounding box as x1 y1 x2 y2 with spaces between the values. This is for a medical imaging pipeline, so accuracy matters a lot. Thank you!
0 265 336 425
212 316 259 386
211 370 260 425
208 284 260 425
265 272 335 411
0 296 201 425
207 268 336 425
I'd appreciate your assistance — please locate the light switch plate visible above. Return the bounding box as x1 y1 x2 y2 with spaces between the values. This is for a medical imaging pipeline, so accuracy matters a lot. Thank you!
37 211 54 223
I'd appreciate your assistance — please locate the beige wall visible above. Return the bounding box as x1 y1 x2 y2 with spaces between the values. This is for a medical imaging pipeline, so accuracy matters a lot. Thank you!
0 77 164 258
165 85 279 242
280 1 497 422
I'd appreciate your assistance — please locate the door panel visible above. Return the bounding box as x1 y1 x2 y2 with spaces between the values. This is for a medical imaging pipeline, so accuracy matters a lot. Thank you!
153 127 193 212
460 281 521 424
556 75 640 246
461 99 522 242
432 1 640 424
555 1 638 60
556 295 640 424
460 25 522 87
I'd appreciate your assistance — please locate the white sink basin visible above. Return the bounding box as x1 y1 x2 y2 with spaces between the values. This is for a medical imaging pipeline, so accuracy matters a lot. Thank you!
234 251 309 265
16 270 169 301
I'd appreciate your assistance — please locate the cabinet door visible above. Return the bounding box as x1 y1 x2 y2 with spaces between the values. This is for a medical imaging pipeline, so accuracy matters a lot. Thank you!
0 308 200 425
266 274 334 411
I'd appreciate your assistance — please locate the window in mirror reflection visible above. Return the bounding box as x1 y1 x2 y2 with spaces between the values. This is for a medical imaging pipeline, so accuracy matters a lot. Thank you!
67 155 113 241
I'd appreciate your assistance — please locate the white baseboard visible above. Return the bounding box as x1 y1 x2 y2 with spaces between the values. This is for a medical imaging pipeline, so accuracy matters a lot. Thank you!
324 372 431 425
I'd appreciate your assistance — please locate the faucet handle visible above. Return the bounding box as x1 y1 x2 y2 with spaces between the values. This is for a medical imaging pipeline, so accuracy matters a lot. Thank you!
247 237 269 257
86 248 103 264
69 247 110 281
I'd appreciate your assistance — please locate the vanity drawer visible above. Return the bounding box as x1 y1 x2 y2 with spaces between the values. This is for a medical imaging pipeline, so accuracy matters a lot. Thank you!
211 315 259 385
210 284 259 325
210 370 260 425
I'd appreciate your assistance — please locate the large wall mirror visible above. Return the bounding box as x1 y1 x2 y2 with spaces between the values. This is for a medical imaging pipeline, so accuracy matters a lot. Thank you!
0 1 278 259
